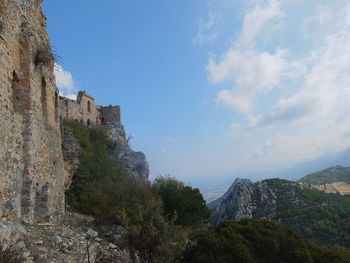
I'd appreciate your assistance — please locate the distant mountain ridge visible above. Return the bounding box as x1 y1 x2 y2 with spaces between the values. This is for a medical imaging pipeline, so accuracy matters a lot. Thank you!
200 147 350 201
298 165 350 185
210 177 350 246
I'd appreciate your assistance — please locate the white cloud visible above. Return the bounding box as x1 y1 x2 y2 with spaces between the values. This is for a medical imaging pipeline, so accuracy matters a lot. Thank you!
237 0 284 48
210 48 288 113
256 21 350 127
205 0 350 170
64 94 78 100
254 122 350 164
248 1 350 163
206 0 287 113
54 63 78 99
193 12 218 45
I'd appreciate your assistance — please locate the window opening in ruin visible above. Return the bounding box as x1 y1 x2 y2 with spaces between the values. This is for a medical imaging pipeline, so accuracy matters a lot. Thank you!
11 71 20 112
55 92 59 122
41 77 48 118
87 100 91 113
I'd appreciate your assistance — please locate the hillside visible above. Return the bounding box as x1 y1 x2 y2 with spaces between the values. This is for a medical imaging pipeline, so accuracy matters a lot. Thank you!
207 178 252 210
211 178 350 246
299 166 350 185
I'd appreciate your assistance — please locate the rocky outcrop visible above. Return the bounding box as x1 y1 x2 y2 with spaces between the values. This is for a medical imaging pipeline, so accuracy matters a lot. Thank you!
211 180 277 225
0 212 136 263
62 125 82 190
207 178 252 211
61 122 149 185
108 123 149 182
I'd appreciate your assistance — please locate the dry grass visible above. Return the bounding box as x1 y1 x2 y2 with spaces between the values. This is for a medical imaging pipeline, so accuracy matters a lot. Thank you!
34 47 54 66
34 45 61 67
0 243 26 263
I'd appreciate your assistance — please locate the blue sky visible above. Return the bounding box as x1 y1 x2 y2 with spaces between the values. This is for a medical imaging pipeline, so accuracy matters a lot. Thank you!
44 0 350 185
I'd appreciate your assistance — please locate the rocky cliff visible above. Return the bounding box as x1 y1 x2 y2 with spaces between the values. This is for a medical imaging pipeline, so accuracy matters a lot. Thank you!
108 123 149 182
62 126 82 190
210 179 276 224
61 121 149 190
207 178 252 210
210 178 350 246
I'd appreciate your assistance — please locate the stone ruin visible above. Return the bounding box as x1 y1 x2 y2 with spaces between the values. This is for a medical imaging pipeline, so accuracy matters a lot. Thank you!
59 91 122 127
0 0 65 224
0 0 149 225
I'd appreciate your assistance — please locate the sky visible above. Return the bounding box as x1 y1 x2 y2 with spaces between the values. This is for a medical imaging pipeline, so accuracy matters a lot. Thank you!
43 0 350 185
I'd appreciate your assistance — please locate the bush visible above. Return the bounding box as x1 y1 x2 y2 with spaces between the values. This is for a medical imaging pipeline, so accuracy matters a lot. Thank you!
182 219 350 263
65 121 125 212
152 176 211 226
64 121 184 262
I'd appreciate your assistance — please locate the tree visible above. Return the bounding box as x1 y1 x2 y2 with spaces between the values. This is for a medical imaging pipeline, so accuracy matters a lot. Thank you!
152 176 211 226
64 122 183 263
182 219 315 263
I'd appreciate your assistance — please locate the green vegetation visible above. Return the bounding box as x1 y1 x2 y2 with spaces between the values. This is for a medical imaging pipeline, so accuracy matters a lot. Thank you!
182 219 350 263
64 121 200 262
265 179 350 246
65 121 125 213
64 121 350 261
152 175 211 226
299 166 350 185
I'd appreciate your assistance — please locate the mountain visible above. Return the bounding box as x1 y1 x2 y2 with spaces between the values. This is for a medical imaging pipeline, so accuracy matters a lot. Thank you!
199 148 350 201
211 178 350 246
299 165 350 185
207 178 252 210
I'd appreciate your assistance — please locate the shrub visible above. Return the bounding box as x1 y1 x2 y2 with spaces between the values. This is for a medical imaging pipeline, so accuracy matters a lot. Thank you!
65 121 126 213
34 46 58 67
183 219 312 263
152 176 211 226
64 121 184 262
182 219 350 263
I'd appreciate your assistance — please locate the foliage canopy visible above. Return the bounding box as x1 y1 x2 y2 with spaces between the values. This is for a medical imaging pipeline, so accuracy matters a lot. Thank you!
152 175 211 226
182 219 350 263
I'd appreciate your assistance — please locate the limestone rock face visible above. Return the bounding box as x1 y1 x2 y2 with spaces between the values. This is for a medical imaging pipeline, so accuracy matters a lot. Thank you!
208 178 252 211
62 125 82 190
211 181 277 224
0 213 136 263
108 123 149 182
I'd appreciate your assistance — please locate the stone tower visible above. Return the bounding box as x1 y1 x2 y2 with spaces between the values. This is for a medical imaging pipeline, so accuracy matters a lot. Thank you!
0 0 65 223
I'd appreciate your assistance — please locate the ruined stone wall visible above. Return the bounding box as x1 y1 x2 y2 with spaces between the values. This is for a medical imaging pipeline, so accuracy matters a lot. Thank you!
99 105 121 124
60 93 121 126
0 0 65 223
77 91 96 124
59 96 82 121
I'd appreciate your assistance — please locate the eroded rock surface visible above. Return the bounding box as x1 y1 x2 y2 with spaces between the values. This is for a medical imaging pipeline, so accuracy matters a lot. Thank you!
62 125 82 191
211 181 277 224
0 213 137 263
108 123 149 182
